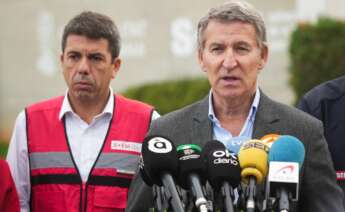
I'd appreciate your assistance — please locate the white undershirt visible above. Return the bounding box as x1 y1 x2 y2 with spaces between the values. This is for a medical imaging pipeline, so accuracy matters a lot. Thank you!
59 91 114 182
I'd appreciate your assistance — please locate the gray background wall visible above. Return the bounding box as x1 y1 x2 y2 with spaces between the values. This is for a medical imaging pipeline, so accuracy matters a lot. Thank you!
0 0 344 139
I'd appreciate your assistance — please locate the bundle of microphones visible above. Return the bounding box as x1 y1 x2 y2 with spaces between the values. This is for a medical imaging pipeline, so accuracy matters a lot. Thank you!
139 134 305 212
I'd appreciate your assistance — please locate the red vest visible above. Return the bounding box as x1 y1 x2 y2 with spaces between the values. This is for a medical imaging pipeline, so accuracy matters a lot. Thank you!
26 95 153 212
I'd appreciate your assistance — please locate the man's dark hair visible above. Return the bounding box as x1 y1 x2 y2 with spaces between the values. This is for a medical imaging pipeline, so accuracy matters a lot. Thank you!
62 11 121 60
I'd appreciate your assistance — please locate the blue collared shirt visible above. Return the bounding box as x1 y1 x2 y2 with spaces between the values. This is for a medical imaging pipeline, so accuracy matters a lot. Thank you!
208 89 260 154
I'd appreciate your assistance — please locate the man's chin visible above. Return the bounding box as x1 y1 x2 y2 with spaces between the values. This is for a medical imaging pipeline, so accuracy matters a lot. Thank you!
71 91 95 102
215 90 242 100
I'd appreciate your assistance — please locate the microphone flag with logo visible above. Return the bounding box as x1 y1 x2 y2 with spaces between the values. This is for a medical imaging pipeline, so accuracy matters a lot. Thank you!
177 144 209 212
267 135 305 212
202 140 241 212
141 136 184 212
201 140 241 190
141 136 179 185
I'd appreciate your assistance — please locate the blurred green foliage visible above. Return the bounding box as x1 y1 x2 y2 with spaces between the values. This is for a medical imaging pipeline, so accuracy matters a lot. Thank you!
0 141 8 159
122 78 210 114
289 17 345 104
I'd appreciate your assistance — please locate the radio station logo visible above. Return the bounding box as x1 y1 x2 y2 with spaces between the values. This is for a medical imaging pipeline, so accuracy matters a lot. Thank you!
148 137 173 153
212 149 238 165
275 164 294 176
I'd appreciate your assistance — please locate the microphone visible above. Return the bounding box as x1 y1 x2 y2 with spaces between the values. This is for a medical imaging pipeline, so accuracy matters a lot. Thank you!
267 135 305 212
138 156 166 211
238 139 269 212
176 144 209 212
141 136 184 212
138 155 153 186
260 134 280 148
202 140 241 212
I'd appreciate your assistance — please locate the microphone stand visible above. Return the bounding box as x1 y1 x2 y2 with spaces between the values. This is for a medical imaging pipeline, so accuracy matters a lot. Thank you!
189 173 208 212
245 176 256 212
277 188 290 212
153 185 164 212
221 182 234 212
161 172 185 212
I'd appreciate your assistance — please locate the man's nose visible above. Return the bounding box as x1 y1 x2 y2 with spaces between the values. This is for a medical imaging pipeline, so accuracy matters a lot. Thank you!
76 57 91 74
222 50 237 70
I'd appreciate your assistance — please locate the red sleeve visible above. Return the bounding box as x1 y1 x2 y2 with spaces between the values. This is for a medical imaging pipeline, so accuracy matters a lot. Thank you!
0 160 20 212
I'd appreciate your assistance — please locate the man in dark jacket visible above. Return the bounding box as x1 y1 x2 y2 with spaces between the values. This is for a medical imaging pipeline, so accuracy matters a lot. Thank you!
127 1 344 211
298 75 345 207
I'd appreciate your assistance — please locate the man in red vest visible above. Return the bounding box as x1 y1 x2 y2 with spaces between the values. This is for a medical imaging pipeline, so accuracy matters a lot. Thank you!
0 159 20 212
6 11 158 212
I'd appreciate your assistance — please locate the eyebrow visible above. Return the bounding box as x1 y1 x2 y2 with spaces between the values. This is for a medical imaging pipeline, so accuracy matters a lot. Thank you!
208 42 225 48
65 51 106 58
66 50 80 55
87 52 106 58
235 41 251 46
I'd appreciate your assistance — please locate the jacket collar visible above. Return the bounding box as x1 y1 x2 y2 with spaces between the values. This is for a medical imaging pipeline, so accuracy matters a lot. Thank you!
252 91 280 139
191 91 281 142
191 96 213 145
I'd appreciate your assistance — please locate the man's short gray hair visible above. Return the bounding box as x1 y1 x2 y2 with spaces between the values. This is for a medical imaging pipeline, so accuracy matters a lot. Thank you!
197 0 266 51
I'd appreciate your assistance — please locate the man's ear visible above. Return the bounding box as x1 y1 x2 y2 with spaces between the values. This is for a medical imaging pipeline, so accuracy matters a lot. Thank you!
197 49 206 72
259 44 269 70
60 53 64 64
111 58 121 78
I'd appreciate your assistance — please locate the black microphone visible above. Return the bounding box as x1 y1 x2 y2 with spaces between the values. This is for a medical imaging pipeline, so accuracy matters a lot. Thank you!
176 144 209 212
141 136 184 212
202 140 241 212
138 156 163 211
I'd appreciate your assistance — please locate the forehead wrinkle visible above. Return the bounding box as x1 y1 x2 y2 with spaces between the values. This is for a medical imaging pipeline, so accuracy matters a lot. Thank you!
203 22 258 48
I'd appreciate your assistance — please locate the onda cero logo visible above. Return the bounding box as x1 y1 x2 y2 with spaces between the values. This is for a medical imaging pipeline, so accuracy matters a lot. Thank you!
212 149 238 165
148 137 173 153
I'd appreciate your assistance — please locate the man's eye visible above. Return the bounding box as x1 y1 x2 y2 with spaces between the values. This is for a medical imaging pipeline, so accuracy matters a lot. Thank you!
210 47 223 53
236 46 250 54
69 54 80 60
89 55 103 61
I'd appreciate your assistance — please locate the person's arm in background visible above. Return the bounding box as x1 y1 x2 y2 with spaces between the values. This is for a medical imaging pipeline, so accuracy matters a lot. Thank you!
0 159 20 212
6 111 31 212
297 94 321 120
298 121 344 211
297 96 311 112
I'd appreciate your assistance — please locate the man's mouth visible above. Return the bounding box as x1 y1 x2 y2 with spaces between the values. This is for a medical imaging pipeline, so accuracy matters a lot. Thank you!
221 76 240 81
74 81 93 90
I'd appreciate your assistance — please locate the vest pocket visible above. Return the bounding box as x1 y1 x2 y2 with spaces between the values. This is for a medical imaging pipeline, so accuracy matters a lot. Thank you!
33 190 66 212
93 187 128 211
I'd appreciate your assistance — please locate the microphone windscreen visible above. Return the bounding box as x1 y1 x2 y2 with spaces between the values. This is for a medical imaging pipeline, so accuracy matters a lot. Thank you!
201 140 225 160
138 155 153 186
238 139 269 184
141 136 179 185
201 140 241 189
260 134 280 148
176 144 204 189
268 135 305 167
